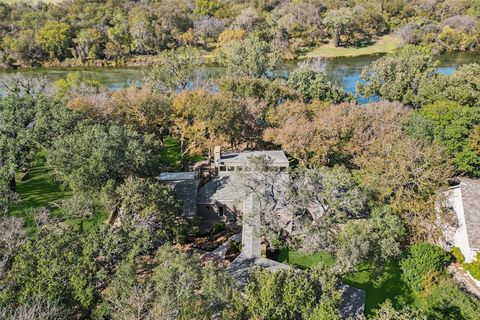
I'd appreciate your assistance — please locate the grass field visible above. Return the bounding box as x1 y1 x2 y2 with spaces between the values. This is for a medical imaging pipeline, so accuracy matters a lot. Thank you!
159 136 204 169
12 139 196 231
302 35 402 59
12 152 70 225
344 261 419 315
271 249 417 315
12 152 108 232
271 248 335 268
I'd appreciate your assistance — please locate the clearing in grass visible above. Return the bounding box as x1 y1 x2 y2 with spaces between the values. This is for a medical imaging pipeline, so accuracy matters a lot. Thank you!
302 35 402 59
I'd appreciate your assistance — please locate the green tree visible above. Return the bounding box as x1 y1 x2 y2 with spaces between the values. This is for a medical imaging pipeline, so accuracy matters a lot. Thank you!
323 6 384 47
417 63 480 108
32 96 85 149
2 29 45 66
194 0 221 16
420 275 480 320
400 243 451 292
335 207 406 272
404 101 480 176
357 46 438 106
35 21 72 60
73 28 103 62
227 266 342 320
145 46 203 92
1 227 97 315
105 14 131 61
48 123 161 193
288 58 354 104
371 300 427 320
0 170 18 215
128 7 156 54
218 36 279 78
112 177 189 244
220 77 301 106
323 7 356 47
105 246 233 319
0 95 37 190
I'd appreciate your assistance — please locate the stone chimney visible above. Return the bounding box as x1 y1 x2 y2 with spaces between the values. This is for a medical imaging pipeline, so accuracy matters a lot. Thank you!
214 146 222 165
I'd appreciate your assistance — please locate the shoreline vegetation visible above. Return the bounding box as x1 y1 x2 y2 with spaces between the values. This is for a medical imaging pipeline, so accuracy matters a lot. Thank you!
0 34 403 70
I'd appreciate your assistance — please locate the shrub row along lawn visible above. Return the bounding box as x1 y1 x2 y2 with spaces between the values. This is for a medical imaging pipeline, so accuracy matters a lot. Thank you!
270 249 419 316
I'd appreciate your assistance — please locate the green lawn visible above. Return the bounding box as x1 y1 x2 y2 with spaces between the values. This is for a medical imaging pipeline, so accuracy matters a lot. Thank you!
159 136 204 169
12 152 107 232
344 261 419 315
11 138 200 231
12 152 70 224
270 248 335 268
302 35 401 59
271 249 417 315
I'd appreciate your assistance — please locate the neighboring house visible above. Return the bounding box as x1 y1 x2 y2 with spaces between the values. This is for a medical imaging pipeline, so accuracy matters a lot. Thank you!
158 172 200 219
444 178 480 263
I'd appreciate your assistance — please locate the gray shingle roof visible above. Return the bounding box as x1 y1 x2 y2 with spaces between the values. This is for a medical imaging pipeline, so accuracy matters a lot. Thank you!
198 174 245 204
460 178 480 249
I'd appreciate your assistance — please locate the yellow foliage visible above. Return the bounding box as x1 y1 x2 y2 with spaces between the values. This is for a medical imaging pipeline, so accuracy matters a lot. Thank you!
218 28 246 45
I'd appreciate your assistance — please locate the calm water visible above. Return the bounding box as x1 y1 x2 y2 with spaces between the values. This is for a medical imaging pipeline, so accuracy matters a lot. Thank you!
0 52 478 98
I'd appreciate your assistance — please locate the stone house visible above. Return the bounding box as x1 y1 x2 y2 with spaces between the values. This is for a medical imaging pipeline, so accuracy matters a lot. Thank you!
197 147 289 222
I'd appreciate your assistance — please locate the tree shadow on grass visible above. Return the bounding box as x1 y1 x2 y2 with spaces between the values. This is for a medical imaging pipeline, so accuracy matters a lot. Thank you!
344 260 417 315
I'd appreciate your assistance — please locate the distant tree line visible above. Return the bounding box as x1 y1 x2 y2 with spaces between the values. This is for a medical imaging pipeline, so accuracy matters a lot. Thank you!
1 0 480 67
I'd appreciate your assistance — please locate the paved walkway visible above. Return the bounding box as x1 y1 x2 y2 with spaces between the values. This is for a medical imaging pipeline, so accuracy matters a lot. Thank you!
241 194 261 258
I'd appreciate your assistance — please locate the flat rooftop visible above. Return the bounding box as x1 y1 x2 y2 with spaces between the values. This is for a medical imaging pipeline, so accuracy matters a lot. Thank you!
159 172 197 181
218 150 289 167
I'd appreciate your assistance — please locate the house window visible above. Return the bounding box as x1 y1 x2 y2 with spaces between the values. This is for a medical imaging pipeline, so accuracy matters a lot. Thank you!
227 166 235 171
219 166 226 171
206 206 211 210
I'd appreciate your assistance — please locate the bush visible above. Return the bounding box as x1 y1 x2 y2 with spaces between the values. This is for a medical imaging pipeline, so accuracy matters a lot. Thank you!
464 253 480 280
211 222 226 235
400 243 451 292
450 247 465 263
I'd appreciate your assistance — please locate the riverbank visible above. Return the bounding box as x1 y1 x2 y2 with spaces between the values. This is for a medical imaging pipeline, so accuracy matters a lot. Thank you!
1 54 187 70
301 35 402 59
0 37 402 70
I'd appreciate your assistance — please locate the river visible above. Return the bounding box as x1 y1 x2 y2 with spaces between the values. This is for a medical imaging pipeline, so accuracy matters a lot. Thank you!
0 52 478 98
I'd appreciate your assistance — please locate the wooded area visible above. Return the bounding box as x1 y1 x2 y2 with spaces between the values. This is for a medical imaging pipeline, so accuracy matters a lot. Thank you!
1 1 480 319
0 0 479 67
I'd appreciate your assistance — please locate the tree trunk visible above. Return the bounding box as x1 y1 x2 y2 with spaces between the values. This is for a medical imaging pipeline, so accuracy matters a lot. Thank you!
334 28 341 47
8 176 16 191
